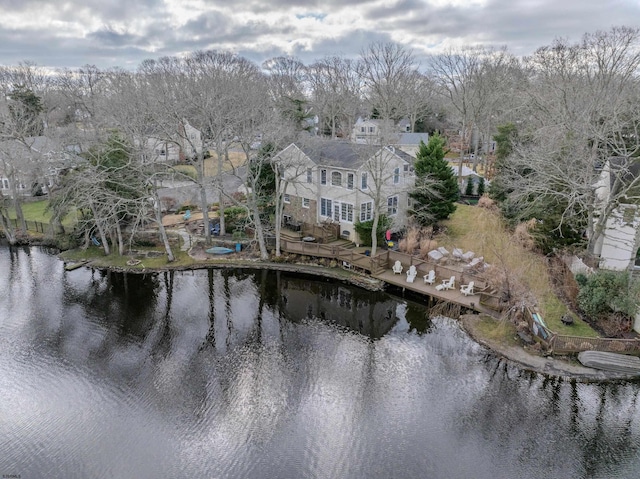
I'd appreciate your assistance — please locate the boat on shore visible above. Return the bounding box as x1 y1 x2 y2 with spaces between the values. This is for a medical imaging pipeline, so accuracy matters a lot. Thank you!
206 246 235 255
577 351 640 375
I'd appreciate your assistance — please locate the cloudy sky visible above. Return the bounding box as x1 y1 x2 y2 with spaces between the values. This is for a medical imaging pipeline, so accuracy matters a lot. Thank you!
1 0 638 69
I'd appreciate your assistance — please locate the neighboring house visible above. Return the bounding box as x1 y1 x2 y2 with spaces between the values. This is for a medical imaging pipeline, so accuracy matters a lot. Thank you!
593 158 640 272
350 117 396 144
178 121 204 160
450 164 487 193
393 133 430 156
139 135 182 164
274 139 414 244
0 136 79 198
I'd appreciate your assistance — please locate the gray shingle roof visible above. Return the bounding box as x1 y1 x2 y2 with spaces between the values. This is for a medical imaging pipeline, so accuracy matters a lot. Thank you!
297 139 412 169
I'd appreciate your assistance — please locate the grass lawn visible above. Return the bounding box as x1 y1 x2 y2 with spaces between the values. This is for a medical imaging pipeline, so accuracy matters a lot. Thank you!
437 204 599 337
168 151 247 181
60 244 196 269
473 315 520 347
8 199 77 227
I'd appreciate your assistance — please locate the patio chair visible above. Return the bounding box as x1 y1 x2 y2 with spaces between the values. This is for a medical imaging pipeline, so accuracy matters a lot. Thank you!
392 260 403 274
460 281 475 296
183 209 191 221
423 270 436 285
436 276 456 291
406 265 417 283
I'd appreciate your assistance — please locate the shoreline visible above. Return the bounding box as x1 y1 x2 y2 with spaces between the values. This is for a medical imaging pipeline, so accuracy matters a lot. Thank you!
59 248 639 383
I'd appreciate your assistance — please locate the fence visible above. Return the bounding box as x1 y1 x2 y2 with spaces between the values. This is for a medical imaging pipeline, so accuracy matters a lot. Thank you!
522 306 640 355
550 335 640 355
8 219 50 234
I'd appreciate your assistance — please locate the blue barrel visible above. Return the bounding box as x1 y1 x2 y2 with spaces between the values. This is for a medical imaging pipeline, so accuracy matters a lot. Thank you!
235 243 241 252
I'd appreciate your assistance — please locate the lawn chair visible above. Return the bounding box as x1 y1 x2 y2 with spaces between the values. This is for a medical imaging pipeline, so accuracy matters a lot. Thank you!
183 209 191 221
436 276 455 291
423 270 435 285
392 260 403 274
460 281 475 296
406 265 417 283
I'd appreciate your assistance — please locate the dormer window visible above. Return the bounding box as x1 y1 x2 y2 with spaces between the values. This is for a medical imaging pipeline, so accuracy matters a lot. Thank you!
331 171 342 187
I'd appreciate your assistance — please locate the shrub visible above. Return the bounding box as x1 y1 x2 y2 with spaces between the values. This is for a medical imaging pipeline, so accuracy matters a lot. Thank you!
354 215 392 247
577 270 640 321
400 227 420 253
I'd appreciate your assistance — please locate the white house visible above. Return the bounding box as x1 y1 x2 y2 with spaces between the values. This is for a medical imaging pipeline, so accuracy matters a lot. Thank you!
592 158 640 272
350 117 395 144
274 139 414 244
0 136 79 198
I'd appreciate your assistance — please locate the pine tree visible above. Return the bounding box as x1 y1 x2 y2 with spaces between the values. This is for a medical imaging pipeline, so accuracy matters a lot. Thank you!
409 134 458 226
465 176 475 196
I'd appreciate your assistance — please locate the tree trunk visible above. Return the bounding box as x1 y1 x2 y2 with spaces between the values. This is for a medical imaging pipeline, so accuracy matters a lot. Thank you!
217 147 226 237
153 192 175 262
250 199 269 260
196 156 211 245
115 220 124 256
0 211 16 244
90 202 110 255
9 179 27 232
371 212 380 257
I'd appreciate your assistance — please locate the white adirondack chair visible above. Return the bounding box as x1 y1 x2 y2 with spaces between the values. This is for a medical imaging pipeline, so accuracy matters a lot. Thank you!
423 270 436 285
436 276 456 291
460 281 475 296
406 265 417 283
392 261 403 274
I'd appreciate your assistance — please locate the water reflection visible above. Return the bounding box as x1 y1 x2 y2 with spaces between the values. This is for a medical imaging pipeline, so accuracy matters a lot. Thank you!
0 246 639 479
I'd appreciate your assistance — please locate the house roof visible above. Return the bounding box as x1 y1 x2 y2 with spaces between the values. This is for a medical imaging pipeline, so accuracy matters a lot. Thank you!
396 133 429 146
295 139 413 169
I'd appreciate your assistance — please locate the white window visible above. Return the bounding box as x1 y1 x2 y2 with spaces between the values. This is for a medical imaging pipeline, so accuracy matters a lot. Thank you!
320 169 327 185
302 198 310 208
331 171 342 187
360 126 366 133
340 203 354 222
333 204 340 221
284 193 290 204
393 167 400 184
347 173 354 190
1 179 8 189
279 166 285 180
306 168 313 184
369 126 375 133
360 202 373 222
361 172 368 189
387 195 398 215
320 198 332 217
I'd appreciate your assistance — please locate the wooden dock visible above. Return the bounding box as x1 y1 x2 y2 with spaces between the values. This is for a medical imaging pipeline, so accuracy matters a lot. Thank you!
373 269 496 316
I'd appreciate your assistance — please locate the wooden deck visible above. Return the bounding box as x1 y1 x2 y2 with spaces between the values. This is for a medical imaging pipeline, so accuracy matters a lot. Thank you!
280 237 501 317
373 269 497 316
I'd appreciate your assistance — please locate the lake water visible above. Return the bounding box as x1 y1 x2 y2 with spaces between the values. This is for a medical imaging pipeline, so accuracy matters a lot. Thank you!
1 245 639 478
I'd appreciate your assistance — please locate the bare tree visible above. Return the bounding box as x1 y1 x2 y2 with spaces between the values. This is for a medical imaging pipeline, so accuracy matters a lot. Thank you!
359 42 417 122
307 56 363 138
496 26 640 254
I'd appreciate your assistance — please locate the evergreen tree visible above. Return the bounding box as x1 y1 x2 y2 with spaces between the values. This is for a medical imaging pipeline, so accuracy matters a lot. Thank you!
477 176 485 196
8 84 44 136
409 134 458 226
465 176 475 196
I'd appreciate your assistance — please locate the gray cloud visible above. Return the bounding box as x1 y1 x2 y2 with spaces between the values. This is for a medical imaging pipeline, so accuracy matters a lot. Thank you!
0 0 637 69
